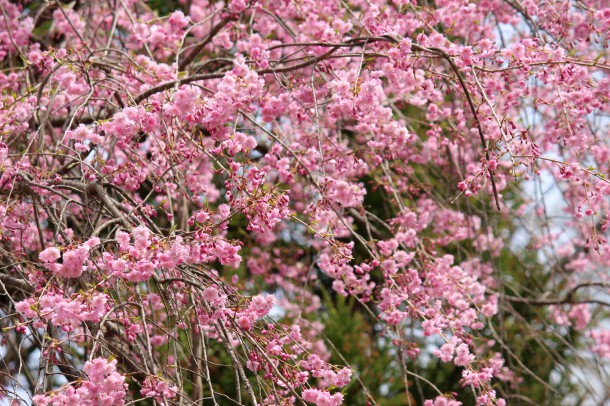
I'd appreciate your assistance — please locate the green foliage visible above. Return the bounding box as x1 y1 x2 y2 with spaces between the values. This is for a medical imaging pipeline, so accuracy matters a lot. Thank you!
321 293 407 405
147 0 184 15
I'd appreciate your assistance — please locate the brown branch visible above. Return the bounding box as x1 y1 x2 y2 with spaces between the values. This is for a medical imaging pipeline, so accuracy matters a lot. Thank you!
178 16 235 71
504 295 610 307
85 182 132 230
0 272 34 294
417 43 501 210
135 46 341 104
503 282 610 306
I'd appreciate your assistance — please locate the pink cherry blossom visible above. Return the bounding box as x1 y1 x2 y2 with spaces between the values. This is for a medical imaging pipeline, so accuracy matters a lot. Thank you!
2 1 609 405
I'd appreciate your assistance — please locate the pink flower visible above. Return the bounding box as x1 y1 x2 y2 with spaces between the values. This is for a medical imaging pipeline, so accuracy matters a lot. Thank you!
324 178 366 208
238 315 252 331
132 226 151 250
15 298 37 318
168 10 190 31
424 396 462 406
302 389 344 406
116 230 130 249
141 377 177 402
454 344 474 367
39 247 60 262
229 0 248 14
334 367 352 387
591 330 610 358
55 246 89 278
203 285 219 302
33 358 126 405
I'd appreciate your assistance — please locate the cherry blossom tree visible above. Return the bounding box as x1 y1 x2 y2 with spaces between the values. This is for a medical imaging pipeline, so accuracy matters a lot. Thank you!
1 0 609 405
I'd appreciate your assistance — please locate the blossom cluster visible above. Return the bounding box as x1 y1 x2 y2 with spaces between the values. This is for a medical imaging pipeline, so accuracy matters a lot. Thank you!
1 0 609 405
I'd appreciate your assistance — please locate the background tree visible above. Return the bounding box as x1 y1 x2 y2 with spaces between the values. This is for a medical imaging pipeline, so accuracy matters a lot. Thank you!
0 0 609 405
